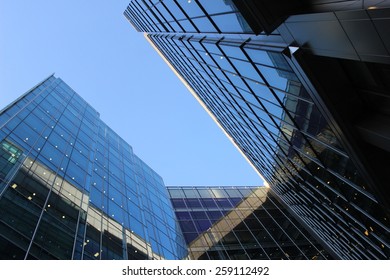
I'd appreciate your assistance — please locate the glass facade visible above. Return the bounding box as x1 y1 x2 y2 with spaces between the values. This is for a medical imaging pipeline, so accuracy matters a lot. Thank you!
168 186 332 260
125 0 390 259
0 75 187 260
125 0 252 34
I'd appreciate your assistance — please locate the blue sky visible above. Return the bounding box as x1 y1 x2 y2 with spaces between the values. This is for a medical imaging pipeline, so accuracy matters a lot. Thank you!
0 0 262 186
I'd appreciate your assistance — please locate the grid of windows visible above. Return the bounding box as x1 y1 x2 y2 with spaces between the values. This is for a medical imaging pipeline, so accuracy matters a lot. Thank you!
124 0 252 34
125 0 390 259
168 186 252 244
168 186 332 260
0 75 187 260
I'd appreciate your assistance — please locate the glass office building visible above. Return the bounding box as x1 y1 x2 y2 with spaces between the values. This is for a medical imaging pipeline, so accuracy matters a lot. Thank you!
168 186 332 260
0 75 187 260
125 1 390 259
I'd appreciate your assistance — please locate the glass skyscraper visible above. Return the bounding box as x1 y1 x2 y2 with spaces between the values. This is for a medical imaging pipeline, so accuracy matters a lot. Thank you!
0 75 187 260
168 186 332 260
124 1 390 259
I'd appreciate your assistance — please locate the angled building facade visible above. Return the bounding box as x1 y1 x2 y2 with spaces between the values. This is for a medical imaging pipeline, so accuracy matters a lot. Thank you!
125 1 390 259
0 75 187 260
168 186 332 260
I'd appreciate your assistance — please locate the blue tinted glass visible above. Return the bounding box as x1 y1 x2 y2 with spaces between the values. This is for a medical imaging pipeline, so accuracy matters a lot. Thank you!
89 186 102 207
211 13 252 33
0 76 188 260
195 220 212 232
176 211 191 220
180 220 197 232
192 17 217 32
215 198 233 208
129 217 145 239
183 232 198 243
186 198 201 208
162 1 186 20
200 198 217 208
198 0 237 14
177 19 197 32
191 211 208 219
207 211 224 219
177 0 204 17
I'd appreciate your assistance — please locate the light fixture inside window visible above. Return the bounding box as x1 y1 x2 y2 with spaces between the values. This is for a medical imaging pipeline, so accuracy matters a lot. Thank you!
11 184 17 189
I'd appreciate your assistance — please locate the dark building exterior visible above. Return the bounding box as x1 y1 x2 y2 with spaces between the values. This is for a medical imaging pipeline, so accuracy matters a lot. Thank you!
125 1 390 259
0 75 187 260
168 186 331 260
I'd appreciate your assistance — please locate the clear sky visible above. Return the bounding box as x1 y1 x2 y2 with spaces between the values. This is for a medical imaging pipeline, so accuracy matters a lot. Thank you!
0 0 263 186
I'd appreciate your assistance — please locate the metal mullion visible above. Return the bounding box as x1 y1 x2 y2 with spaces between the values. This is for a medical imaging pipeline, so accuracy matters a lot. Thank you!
133 1 160 32
212 43 299 161
24 82 78 259
264 193 330 259
124 8 142 32
241 46 333 173
128 3 153 32
300 130 348 159
159 1 185 32
217 45 297 149
193 0 221 33
249 204 294 259
158 35 294 191
172 0 201 33
197 40 285 163
143 0 171 32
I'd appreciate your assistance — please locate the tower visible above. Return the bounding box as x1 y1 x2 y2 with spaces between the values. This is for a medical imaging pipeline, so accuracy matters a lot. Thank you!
124 1 390 259
0 75 187 260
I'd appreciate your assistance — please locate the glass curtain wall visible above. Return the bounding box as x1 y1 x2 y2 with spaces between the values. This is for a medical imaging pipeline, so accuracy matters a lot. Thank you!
0 75 187 260
124 0 390 259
